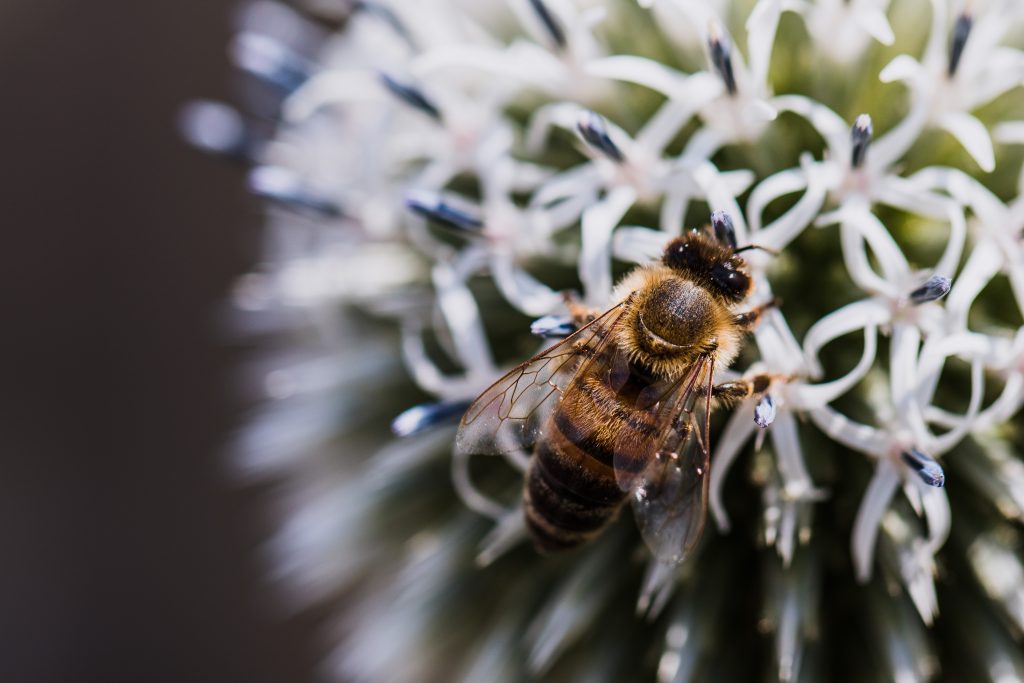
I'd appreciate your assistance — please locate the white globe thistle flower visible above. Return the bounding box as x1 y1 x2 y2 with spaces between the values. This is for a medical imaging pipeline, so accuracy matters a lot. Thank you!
184 0 1024 680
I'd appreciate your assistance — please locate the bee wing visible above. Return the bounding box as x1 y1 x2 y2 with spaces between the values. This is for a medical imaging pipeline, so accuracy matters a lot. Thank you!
456 303 627 459
614 355 715 565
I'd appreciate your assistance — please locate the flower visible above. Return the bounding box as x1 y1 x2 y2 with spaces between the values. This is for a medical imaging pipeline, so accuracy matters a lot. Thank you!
186 0 1024 680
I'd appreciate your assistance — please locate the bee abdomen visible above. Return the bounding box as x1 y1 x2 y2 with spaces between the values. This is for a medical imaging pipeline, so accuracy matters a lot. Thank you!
522 368 657 552
524 456 620 552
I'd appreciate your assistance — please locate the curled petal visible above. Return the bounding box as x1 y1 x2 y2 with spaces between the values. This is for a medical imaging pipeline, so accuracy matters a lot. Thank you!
580 186 637 306
856 7 895 46
433 260 497 377
755 169 827 253
851 459 900 582
929 357 984 455
994 121 1024 144
920 484 951 555
746 166 808 234
808 404 887 457
613 226 671 265
944 240 1003 331
746 0 783 93
938 111 996 173
772 95 850 157
710 402 759 532
490 251 563 316
878 54 921 83
770 411 822 501
803 299 889 378
796 324 878 407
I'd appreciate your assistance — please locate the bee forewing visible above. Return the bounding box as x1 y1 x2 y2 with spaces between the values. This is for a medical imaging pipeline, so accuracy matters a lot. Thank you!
615 358 714 565
455 304 627 459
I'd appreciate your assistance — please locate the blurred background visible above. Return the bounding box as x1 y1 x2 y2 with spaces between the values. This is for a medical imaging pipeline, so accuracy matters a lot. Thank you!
1 1 319 680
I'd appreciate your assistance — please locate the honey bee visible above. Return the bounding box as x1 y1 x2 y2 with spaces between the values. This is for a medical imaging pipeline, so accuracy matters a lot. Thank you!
456 211 776 565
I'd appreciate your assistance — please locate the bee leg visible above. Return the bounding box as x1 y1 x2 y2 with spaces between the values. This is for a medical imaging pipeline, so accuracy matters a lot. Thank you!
733 298 780 332
562 291 601 327
712 374 772 405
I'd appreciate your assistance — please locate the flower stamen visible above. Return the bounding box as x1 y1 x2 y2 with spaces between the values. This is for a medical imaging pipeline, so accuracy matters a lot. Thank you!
851 114 873 169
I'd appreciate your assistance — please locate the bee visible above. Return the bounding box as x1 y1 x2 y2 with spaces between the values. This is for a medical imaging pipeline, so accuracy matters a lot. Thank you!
456 211 776 565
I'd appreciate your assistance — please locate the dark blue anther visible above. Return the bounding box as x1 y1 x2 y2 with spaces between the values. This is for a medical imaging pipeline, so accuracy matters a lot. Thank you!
909 275 952 305
391 399 472 437
901 448 945 487
233 32 313 94
178 100 257 162
530 315 576 338
528 0 567 49
850 114 873 169
754 394 777 428
577 110 625 163
708 27 737 95
711 210 738 250
948 13 973 77
379 72 442 121
248 166 342 217
354 1 415 47
405 191 484 233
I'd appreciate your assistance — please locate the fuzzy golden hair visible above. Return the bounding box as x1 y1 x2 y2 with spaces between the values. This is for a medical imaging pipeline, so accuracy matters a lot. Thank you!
612 264 744 380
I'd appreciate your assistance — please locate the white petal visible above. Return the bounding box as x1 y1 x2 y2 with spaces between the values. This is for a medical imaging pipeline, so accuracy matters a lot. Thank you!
930 357 984 455
870 99 930 171
746 166 808 234
770 412 819 500
585 55 689 99
412 44 536 83
797 324 878 408
749 98 779 121
889 323 921 414
452 446 509 521
401 326 469 398
944 239 1003 331
613 226 671 265
580 186 637 306
878 54 921 83
283 70 382 122
692 162 750 244
659 191 689 236
845 206 910 286
476 510 527 567
490 252 563 316
808 405 887 457
803 299 890 378
920 486 951 556
755 172 827 252
719 168 757 197
433 259 496 377
851 460 900 582
745 0 783 92
636 100 700 156
938 112 996 173
838 214 898 298
526 102 586 154
771 95 850 157
855 7 895 46
710 400 759 532
527 542 619 673
994 121 1024 144
974 371 1024 431
531 163 602 208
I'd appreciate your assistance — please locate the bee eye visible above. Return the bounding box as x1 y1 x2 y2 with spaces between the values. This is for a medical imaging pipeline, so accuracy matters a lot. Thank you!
711 265 749 300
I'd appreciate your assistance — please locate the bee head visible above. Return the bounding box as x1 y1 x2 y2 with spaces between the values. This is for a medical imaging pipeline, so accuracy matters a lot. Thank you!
662 231 751 303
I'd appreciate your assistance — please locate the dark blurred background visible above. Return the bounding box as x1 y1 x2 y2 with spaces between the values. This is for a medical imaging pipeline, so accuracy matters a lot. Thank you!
1 1 319 680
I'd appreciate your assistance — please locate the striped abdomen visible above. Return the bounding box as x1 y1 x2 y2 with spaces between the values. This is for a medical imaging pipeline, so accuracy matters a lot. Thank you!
524 367 660 552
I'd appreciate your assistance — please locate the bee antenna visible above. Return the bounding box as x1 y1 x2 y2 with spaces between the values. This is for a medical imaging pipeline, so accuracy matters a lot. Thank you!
734 244 778 256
